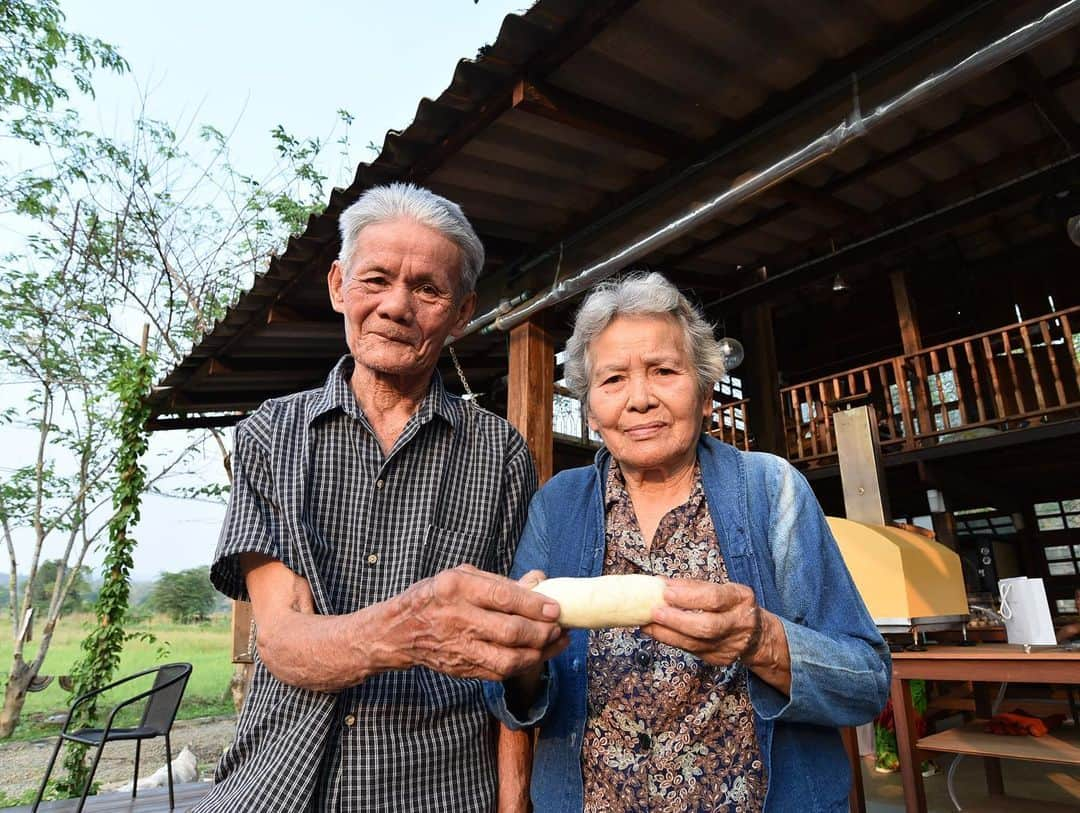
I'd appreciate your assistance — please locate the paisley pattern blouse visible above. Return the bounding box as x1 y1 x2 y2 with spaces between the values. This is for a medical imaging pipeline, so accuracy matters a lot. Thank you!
581 462 766 813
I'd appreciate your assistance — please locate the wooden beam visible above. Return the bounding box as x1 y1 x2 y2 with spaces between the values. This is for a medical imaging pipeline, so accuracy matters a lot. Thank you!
512 79 695 158
709 149 1080 309
784 180 864 222
231 600 255 663
507 318 555 483
1014 55 1080 151
502 1 1005 285
740 274 784 455
668 62 1080 269
404 0 642 182
186 357 233 388
266 304 304 323
889 270 923 356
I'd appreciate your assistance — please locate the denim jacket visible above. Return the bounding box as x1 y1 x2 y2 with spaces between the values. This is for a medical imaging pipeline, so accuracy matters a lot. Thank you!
485 436 890 812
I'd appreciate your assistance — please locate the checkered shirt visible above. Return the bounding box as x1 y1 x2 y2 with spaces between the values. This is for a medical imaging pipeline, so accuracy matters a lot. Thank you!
196 356 537 813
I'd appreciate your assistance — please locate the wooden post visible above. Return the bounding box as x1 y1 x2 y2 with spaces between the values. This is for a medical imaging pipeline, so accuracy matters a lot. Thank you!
890 677 927 813
502 316 555 805
890 271 922 357
741 302 784 455
890 271 934 442
507 317 555 484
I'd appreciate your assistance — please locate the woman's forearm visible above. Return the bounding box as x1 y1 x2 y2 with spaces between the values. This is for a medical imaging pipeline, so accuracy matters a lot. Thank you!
743 610 792 696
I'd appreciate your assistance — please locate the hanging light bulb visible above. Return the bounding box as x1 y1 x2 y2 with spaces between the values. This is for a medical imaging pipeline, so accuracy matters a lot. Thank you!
832 273 850 293
1067 214 1080 248
718 337 744 371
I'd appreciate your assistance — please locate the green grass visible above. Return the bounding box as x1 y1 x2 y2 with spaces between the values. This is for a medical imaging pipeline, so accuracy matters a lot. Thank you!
0 612 235 742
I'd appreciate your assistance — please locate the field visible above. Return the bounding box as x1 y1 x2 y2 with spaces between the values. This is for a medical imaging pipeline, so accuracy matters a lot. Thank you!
0 612 235 742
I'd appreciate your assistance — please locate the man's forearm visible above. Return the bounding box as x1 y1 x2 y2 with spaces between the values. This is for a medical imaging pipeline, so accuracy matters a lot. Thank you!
246 556 566 691
497 723 532 813
256 595 406 692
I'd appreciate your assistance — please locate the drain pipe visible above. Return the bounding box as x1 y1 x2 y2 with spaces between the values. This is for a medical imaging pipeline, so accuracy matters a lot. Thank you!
456 0 1080 338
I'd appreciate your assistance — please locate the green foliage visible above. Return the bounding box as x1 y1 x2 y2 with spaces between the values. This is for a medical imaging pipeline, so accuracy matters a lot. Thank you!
0 780 68 807
0 613 234 742
30 560 92 615
0 0 127 112
56 349 153 794
149 566 216 623
0 0 354 759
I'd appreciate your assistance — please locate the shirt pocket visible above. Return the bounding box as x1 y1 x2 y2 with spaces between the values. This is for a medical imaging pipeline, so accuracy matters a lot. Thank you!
419 523 496 579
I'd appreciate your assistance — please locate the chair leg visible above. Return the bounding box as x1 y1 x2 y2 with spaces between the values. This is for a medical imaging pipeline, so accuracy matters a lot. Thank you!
76 740 107 813
31 736 64 812
165 732 174 810
132 739 141 799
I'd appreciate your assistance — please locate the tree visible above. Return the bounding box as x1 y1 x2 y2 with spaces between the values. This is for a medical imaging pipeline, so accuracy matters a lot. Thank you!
0 0 127 113
0 4 354 739
149 566 216 623
30 559 90 614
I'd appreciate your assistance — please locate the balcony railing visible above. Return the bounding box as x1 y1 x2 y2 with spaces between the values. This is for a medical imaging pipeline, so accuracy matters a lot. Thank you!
709 398 752 450
552 385 753 451
781 306 1080 466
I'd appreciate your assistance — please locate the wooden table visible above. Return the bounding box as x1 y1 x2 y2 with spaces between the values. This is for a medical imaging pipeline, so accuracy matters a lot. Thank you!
890 644 1080 813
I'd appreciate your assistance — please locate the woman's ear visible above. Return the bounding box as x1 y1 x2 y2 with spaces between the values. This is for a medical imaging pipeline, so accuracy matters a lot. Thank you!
585 398 598 433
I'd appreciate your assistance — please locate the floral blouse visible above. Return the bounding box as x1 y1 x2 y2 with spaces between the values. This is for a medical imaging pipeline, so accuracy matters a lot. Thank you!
581 462 766 813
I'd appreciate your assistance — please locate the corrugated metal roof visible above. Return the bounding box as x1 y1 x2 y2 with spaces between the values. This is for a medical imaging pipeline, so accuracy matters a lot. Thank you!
149 0 1080 428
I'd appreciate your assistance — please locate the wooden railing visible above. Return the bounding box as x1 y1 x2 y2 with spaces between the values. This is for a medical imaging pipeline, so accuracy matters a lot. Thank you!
709 398 752 450
552 386 753 451
781 306 1080 465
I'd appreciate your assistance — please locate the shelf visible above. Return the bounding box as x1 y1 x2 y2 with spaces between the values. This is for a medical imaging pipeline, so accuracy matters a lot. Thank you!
953 797 1080 813
917 720 1080 765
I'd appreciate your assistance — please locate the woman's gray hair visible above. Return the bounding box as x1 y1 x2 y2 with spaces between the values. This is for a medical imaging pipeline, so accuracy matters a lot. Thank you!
563 272 726 401
336 182 485 294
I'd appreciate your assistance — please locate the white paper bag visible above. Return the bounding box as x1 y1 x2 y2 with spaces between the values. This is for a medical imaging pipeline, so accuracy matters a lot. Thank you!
998 576 1056 645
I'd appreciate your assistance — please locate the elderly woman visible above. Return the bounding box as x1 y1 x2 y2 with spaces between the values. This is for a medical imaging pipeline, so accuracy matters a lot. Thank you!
486 273 890 812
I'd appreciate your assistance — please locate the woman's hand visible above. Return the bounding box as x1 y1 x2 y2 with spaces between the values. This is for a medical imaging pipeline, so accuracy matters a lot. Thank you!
643 578 792 694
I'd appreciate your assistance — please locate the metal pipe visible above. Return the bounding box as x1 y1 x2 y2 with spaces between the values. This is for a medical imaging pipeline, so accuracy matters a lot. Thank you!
458 0 1080 337
454 290 531 338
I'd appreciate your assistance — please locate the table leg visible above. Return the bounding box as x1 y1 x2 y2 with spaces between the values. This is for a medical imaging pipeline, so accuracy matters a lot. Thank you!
841 726 866 813
973 682 1005 795
891 676 926 813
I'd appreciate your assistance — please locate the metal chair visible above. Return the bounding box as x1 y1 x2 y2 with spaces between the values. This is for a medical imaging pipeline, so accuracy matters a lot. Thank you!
32 662 193 812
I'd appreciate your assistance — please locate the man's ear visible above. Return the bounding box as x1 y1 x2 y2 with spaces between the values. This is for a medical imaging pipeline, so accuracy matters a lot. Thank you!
449 291 478 337
328 260 345 314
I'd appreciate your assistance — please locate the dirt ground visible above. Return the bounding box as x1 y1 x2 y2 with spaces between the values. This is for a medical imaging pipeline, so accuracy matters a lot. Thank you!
0 716 236 800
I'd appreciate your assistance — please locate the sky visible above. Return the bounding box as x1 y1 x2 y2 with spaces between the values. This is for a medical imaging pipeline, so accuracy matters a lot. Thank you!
4 0 527 581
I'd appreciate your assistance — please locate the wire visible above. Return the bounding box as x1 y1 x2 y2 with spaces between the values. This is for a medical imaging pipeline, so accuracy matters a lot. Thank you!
947 681 1009 810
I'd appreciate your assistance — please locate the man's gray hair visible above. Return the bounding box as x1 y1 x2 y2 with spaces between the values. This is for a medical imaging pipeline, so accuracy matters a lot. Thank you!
336 182 485 293
563 272 726 401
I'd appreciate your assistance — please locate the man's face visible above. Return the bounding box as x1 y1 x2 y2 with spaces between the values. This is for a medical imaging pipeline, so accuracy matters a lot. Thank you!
328 219 476 381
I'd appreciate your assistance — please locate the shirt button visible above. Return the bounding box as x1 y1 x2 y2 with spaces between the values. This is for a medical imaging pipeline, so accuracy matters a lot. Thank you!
376 479 384 489
571 657 581 672
366 553 378 565
344 714 356 727
635 649 652 669
637 732 652 751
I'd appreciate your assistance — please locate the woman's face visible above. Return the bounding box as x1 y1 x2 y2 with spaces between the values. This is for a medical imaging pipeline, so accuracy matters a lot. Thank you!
586 314 709 476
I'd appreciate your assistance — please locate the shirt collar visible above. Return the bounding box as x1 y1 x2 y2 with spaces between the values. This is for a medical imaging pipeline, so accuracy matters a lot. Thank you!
306 355 461 431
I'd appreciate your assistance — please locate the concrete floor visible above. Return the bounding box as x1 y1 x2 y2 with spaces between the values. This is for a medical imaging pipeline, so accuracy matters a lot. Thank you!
862 754 1080 812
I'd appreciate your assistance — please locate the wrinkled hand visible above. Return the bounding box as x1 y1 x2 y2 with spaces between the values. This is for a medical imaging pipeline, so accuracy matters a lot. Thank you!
393 564 569 681
642 578 763 667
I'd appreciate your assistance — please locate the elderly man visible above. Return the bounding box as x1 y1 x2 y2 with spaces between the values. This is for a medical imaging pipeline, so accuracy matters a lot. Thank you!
196 183 566 813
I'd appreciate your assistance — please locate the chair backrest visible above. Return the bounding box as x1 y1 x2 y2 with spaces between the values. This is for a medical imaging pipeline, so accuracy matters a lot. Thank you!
139 663 192 735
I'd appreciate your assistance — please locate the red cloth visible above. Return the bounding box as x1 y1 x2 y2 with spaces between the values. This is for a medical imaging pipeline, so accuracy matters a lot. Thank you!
984 708 1063 737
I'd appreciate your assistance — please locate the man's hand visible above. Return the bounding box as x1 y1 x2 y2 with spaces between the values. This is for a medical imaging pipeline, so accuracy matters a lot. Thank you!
643 578 791 694
385 564 569 681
